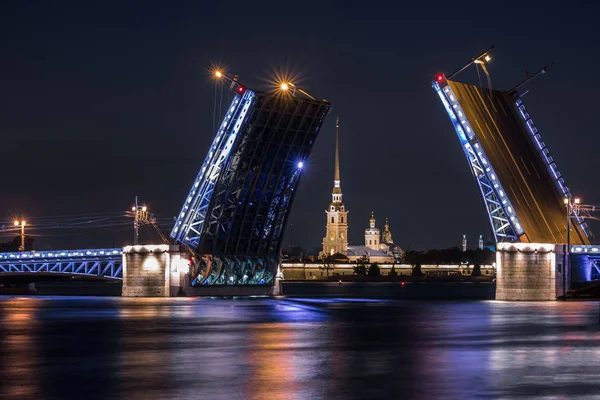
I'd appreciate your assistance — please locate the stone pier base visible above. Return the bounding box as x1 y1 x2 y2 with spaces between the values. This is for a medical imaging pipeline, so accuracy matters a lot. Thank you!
121 244 281 297
496 243 566 301
122 244 189 297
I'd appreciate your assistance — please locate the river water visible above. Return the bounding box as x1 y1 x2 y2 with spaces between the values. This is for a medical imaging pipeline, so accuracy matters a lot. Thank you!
1 296 600 399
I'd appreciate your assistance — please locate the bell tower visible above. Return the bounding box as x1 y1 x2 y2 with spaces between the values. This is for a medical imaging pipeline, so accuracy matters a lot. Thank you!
321 117 349 256
365 212 380 250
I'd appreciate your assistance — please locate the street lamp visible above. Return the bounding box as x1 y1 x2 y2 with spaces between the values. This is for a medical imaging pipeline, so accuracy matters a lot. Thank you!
13 220 26 251
563 197 581 299
131 196 150 245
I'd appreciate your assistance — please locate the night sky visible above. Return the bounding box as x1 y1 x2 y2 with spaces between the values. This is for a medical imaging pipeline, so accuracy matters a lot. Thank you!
2 0 600 251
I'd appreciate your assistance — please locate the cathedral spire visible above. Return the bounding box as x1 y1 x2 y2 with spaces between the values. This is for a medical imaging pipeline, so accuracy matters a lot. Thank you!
322 116 348 257
334 117 340 187
332 117 342 200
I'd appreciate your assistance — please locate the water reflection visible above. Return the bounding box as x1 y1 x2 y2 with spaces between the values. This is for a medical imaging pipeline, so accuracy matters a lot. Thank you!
488 302 600 398
0 298 42 399
1 297 600 399
245 323 299 399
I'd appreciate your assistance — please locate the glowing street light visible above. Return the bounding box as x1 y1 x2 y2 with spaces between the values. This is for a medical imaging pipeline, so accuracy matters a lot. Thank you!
297 161 304 169
280 82 289 91
13 220 26 251
215 70 223 78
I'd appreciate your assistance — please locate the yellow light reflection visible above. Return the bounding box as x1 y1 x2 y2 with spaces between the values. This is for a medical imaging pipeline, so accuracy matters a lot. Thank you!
1 298 41 398
245 322 299 399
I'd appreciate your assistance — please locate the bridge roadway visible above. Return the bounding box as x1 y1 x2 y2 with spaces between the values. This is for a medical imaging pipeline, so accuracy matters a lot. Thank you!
447 80 589 245
0 248 123 280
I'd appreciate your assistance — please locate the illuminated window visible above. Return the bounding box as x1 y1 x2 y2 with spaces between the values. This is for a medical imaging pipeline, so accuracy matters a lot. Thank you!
330 248 334 255
340 233 344 239
330 232 334 240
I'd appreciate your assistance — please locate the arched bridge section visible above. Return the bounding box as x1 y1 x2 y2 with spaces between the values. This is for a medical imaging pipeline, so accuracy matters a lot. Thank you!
0 249 123 280
170 78 331 287
433 76 591 244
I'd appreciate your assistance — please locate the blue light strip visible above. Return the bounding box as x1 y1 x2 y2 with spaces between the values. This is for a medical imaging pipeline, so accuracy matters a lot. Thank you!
170 89 256 247
433 80 523 241
514 96 592 238
0 248 122 260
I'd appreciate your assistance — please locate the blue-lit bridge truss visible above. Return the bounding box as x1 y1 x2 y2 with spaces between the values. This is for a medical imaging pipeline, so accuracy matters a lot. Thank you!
0 249 123 280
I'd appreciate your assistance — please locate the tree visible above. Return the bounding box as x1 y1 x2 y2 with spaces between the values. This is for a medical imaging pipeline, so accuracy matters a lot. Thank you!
412 263 424 277
389 265 398 277
368 263 380 277
0 236 34 252
353 255 368 276
471 263 482 277
284 245 306 260
318 254 335 277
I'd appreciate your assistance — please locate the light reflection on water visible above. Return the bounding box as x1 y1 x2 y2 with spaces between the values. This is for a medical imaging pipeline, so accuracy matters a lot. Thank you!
1 297 600 399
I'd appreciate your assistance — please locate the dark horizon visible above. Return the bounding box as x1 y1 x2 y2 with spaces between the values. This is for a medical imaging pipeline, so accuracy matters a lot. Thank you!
2 1 600 251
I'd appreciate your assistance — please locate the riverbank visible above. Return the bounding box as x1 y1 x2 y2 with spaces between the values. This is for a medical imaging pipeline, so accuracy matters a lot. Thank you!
280 281 495 300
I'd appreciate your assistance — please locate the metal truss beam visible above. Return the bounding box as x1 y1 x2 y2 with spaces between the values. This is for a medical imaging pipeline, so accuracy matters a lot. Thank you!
0 248 123 279
433 80 523 242
170 90 257 248
513 94 592 239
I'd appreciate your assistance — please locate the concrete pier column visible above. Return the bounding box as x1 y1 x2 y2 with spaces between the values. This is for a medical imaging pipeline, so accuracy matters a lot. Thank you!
122 244 189 297
496 243 564 301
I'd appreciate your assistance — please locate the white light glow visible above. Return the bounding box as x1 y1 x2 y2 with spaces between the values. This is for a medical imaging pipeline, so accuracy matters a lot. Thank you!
143 257 160 271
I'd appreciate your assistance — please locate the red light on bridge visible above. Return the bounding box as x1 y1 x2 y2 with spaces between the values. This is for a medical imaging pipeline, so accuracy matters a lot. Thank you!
238 86 245 93
435 73 445 82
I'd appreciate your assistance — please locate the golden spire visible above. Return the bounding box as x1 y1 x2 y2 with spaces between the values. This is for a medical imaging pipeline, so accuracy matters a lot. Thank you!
335 116 340 182
332 117 342 197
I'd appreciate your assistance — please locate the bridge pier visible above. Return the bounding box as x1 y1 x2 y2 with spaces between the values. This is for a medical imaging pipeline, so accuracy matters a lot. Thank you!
496 243 567 301
122 244 190 297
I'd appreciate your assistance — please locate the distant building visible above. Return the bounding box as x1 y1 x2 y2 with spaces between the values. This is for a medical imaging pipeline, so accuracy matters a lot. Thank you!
379 217 404 261
319 118 398 264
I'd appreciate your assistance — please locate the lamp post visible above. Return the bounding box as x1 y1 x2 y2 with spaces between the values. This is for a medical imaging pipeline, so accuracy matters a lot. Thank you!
13 220 26 252
563 197 580 299
131 196 149 245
